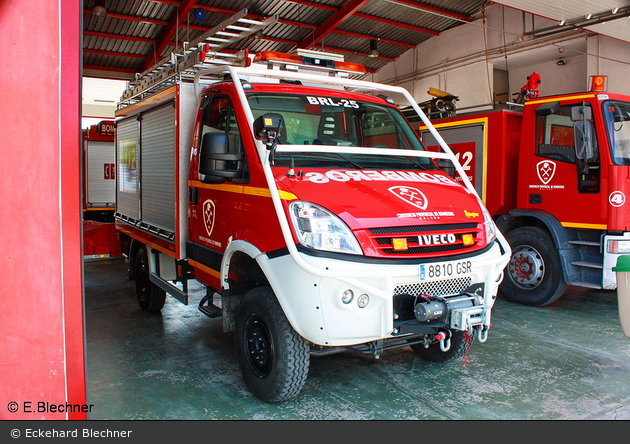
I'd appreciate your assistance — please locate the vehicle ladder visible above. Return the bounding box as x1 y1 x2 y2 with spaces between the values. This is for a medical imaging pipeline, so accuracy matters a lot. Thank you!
118 8 278 110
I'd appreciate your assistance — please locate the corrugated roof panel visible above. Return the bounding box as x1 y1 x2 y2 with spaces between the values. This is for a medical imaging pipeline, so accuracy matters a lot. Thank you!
83 0 493 78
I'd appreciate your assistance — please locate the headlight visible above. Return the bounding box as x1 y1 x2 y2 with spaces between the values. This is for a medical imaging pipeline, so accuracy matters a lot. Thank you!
477 198 497 244
288 201 362 255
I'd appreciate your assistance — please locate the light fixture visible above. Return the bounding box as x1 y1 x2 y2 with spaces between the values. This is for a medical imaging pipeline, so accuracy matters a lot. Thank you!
93 0 107 17
368 39 379 58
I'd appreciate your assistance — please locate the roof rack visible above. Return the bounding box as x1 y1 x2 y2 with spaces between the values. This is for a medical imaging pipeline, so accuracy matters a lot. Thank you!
118 9 278 110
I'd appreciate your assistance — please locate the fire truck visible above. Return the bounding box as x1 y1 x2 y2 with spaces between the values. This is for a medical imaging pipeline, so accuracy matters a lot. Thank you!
419 76 630 307
82 120 116 221
82 120 120 260
113 10 509 402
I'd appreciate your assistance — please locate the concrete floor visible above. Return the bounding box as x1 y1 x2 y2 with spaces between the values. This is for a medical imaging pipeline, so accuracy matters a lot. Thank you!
85 257 630 420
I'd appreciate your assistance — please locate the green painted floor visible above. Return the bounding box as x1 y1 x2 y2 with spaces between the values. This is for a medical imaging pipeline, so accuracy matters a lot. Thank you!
85 257 630 420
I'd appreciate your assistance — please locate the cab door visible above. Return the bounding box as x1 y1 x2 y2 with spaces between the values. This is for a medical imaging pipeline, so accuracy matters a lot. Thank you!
188 92 248 289
525 100 606 228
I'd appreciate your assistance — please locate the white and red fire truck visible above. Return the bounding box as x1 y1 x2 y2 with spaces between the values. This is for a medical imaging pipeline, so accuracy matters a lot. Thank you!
113 10 510 402
82 120 116 220
419 76 630 308
82 120 120 260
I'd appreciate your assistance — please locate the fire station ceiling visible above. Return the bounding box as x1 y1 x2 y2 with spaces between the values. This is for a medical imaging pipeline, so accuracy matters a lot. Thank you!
81 0 630 114
83 1 630 81
82 0 491 80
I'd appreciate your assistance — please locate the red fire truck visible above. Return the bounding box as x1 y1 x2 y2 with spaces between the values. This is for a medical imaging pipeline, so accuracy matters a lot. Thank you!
82 120 116 220
420 78 630 307
113 11 510 402
82 120 120 260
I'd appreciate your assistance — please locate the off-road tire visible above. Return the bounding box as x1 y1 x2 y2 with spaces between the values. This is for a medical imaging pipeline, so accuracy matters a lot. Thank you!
235 287 310 402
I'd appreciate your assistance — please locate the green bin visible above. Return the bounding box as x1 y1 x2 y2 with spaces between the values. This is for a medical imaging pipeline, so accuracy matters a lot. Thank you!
612 256 630 338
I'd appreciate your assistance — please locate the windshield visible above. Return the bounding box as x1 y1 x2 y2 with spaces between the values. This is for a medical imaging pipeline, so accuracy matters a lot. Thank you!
247 92 435 169
603 100 630 165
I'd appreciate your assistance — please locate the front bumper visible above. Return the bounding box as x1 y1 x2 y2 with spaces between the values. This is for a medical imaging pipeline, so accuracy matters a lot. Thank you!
259 240 508 346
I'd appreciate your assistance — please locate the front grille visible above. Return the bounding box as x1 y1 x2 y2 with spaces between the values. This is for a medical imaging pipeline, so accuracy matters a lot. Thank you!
370 223 477 235
366 222 481 257
394 277 472 298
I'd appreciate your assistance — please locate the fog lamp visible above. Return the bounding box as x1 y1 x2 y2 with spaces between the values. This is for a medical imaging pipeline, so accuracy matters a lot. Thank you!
357 294 369 308
342 289 354 304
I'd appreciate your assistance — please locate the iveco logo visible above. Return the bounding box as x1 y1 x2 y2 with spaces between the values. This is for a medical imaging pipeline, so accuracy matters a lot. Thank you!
418 233 456 246
388 186 428 210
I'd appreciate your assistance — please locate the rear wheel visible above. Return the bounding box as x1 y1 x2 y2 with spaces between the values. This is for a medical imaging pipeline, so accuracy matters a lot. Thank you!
235 287 310 402
134 246 166 312
499 226 567 306
410 331 473 362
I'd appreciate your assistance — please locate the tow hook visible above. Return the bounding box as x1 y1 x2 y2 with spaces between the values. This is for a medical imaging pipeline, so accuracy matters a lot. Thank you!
477 325 490 343
436 331 451 352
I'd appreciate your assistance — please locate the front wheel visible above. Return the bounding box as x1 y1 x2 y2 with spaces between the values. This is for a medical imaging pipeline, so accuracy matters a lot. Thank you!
499 226 567 306
235 287 310 402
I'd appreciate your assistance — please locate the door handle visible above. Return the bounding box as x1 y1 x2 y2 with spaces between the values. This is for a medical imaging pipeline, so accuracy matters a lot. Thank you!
189 186 199 205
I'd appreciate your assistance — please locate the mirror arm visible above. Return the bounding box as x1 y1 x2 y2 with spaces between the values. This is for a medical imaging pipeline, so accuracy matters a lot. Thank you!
266 130 278 165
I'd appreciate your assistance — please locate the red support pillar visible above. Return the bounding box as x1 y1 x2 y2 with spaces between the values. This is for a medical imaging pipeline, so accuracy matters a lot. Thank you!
0 0 86 420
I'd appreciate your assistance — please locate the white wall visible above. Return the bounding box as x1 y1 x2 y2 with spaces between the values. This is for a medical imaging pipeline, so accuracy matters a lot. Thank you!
587 34 630 93
372 3 630 110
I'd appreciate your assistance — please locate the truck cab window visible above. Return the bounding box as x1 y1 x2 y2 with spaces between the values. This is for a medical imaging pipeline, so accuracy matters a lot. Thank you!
535 103 599 193
201 96 243 156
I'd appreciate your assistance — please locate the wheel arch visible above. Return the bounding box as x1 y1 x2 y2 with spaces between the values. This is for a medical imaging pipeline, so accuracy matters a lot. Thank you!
220 240 270 332
497 209 573 294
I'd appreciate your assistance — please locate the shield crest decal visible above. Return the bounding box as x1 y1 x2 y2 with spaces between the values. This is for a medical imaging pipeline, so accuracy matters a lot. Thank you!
203 199 216 237
536 160 556 185
388 186 428 210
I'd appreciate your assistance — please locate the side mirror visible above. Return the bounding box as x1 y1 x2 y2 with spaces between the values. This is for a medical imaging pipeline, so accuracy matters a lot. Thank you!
253 113 285 144
199 132 244 184
571 105 592 122
574 120 594 161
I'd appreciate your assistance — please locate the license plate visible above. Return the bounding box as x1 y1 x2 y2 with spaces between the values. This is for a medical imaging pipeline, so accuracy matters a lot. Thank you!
420 260 473 281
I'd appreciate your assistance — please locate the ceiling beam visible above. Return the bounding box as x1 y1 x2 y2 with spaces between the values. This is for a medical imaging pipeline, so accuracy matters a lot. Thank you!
334 30 416 47
84 49 148 60
354 12 438 35
83 30 155 44
285 0 338 12
84 9 169 26
287 0 438 36
389 0 471 22
297 0 371 49
141 0 197 71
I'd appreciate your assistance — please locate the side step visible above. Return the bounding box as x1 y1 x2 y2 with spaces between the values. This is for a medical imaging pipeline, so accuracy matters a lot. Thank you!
570 261 603 269
571 281 602 289
199 292 222 318
568 240 600 247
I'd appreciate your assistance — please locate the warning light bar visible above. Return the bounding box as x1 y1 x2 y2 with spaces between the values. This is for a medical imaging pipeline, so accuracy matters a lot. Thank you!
589 75 608 92
253 51 366 74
